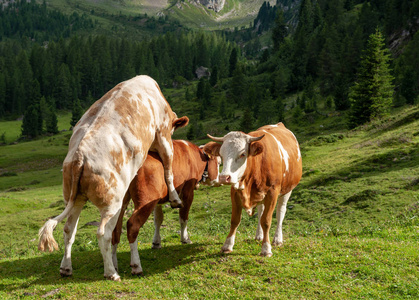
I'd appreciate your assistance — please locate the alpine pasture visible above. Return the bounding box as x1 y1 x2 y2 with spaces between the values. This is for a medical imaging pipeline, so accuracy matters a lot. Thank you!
0 105 418 299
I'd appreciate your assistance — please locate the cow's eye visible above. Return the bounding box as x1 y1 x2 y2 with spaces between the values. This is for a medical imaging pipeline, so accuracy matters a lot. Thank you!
239 153 246 159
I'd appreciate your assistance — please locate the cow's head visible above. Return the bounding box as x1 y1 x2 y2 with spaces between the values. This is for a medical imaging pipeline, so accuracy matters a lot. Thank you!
171 114 189 134
200 143 222 187
205 132 265 189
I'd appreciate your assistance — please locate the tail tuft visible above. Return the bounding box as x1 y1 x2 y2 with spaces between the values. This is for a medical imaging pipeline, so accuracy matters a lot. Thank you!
38 219 59 252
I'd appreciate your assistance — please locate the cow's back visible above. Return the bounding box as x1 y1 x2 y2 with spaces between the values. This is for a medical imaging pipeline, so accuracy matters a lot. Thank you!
64 75 173 201
249 123 302 195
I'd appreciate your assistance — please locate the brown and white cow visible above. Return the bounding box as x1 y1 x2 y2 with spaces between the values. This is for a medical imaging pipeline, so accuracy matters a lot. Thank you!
111 140 221 275
38 75 188 281
204 122 302 257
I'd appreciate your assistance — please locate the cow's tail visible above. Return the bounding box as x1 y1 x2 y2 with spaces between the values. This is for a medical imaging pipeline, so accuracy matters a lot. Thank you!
38 158 83 252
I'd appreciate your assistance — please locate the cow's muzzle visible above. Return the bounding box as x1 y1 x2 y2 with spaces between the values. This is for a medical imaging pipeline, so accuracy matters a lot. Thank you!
219 175 232 184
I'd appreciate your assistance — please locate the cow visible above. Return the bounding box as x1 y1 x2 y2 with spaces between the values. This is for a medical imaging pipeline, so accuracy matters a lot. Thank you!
111 140 221 275
38 75 188 281
204 123 302 257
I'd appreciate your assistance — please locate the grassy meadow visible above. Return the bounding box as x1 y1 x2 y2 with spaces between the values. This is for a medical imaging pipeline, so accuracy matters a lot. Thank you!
0 105 418 299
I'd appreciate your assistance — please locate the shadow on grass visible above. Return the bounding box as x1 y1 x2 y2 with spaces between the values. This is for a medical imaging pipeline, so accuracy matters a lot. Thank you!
0 242 222 292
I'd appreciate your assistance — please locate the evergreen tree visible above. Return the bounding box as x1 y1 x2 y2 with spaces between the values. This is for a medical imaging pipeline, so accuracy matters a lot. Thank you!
240 108 254 133
21 105 40 138
348 29 395 128
229 48 238 77
272 9 287 52
71 98 83 128
45 105 59 134
210 66 218 87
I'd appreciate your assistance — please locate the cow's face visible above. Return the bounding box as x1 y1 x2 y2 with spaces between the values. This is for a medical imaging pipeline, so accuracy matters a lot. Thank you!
201 143 222 187
206 132 264 189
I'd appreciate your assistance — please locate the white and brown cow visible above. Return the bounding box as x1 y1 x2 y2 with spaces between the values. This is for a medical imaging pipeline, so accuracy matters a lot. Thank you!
38 75 188 281
204 122 302 257
111 139 221 275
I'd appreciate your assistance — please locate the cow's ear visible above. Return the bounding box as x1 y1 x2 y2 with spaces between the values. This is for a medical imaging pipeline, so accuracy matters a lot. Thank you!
172 116 189 131
249 141 264 156
203 142 221 157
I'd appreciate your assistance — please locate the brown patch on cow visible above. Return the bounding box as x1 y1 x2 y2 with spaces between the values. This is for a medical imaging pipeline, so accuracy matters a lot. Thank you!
87 84 122 118
110 149 124 174
109 172 118 189
80 163 115 209
113 94 154 142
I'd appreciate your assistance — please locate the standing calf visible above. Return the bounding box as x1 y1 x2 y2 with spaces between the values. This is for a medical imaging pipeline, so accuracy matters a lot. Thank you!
38 75 188 281
205 123 302 257
112 140 221 275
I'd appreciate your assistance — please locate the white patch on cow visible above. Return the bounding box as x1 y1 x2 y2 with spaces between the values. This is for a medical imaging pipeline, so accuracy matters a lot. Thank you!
261 242 272 257
180 218 191 244
219 132 249 185
112 243 118 271
255 204 264 241
267 124 278 127
263 130 289 172
181 140 189 147
129 239 143 275
221 235 235 253
245 208 253 216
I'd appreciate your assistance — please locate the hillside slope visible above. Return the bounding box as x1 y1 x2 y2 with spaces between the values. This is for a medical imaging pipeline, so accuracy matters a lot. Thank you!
45 0 277 30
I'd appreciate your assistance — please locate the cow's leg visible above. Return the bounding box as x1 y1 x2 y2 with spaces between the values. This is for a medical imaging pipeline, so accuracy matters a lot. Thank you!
152 205 164 249
155 134 182 208
255 204 265 241
221 192 242 253
111 191 131 271
259 190 279 257
179 184 194 244
97 203 122 281
60 200 85 277
273 191 292 246
126 201 156 275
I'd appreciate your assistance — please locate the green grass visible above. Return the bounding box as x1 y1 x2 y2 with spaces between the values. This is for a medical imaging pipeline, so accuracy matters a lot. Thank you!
0 105 418 299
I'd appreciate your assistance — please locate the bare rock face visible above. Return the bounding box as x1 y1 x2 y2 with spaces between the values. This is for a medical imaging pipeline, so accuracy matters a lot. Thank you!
199 0 225 12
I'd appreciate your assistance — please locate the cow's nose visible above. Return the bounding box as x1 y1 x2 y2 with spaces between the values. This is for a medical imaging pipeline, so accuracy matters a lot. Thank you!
220 175 231 184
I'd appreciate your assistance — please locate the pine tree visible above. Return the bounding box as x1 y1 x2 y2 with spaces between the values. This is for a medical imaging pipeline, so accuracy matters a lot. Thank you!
229 48 238 77
21 105 40 138
240 108 254 133
71 98 83 128
45 106 59 134
348 29 395 128
272 9 287 52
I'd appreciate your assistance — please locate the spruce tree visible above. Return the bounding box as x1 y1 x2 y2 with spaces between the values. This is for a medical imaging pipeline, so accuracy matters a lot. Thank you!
348 29 394 128
240 108 254 133
21 105 39 138
71 98 83 128
46 106 59 134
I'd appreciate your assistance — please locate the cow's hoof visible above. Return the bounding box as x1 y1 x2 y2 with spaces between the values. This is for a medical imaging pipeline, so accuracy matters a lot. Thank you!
221 249 233 254
60 268 72 277
170 201 183 209
132 270 144 276
272 241 284 247
105 273 121 282
181 239 192 244
255 236 263 242
260 252 273 257
152 243 161 249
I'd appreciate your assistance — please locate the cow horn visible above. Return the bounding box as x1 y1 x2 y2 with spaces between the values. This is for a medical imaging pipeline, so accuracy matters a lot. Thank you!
248 134 265 142
207 134 224 142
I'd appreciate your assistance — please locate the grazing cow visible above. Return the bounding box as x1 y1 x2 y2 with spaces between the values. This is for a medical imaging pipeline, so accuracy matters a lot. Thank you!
38 75 188 281
204 123 302 257
111 140 221 275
